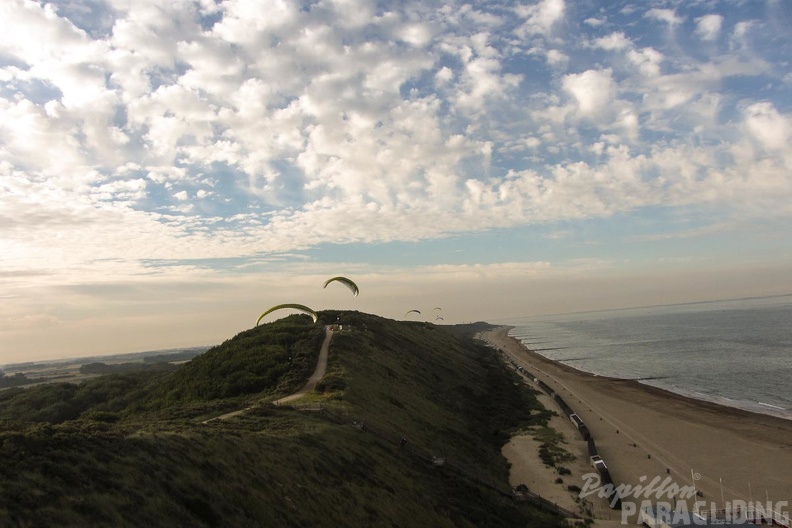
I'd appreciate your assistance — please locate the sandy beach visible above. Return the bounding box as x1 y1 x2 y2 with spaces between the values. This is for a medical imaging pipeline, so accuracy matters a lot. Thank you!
482 327 792 525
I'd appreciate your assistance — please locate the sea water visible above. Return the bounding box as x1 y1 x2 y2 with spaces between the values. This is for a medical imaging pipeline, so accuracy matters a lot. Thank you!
501 295 792 420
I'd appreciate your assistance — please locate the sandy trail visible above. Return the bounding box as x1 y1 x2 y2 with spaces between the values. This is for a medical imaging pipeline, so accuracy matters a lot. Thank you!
203 328 333 423
481 327 792 525
274 327 333 405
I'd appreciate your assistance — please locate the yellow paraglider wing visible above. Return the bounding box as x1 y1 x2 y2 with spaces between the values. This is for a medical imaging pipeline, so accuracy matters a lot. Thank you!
256 304 319 325
323 276 360 297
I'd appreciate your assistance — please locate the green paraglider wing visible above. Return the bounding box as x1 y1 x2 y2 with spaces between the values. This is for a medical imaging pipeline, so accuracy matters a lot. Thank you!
256 304 319 325
323 276 360 297
405 309 421 317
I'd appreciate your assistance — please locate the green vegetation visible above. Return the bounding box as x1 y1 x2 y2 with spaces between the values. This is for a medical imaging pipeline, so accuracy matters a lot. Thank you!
152 318 325 404
0 371 172 424
532 426 575 467
142 350 204 363
0 312 564 527
0 372 34 389
80 361 179 375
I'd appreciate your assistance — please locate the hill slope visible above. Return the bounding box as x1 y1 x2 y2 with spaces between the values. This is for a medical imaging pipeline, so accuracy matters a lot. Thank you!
0 312 563 527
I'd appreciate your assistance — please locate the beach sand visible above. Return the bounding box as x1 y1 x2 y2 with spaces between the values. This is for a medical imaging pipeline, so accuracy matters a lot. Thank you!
482 327 792 525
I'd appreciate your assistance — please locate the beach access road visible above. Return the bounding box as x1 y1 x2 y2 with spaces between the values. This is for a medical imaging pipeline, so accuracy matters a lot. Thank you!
203 327 334 423
481 327 792 526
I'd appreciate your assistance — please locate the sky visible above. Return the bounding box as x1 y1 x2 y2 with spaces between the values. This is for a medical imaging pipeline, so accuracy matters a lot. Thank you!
2 0 792 364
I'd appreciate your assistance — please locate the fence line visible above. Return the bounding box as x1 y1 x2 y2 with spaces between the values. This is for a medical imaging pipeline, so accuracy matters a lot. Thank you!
499 349 624 510
699 507 791 528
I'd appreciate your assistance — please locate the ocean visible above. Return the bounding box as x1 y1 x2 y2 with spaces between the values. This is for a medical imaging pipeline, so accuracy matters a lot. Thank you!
501 295 792 420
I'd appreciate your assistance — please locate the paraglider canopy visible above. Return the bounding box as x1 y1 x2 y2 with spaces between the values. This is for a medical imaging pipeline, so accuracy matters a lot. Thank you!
257 304 318 325
405 309 421 317
323 276 359 297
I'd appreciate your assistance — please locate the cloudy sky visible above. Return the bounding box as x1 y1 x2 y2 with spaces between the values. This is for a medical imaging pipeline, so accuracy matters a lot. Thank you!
2 0 791 363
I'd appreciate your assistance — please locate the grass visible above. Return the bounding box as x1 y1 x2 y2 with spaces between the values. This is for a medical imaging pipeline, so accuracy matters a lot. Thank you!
531 425 576 468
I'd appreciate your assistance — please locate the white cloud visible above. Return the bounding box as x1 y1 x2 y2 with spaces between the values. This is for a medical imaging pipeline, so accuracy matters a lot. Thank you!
93 179 147 203
396 22 436 47
584 17 605 28
461 57 520 107
695 14 723 41
435 66 454 86
0 99 84 172
545 49 569 68
742 102 790 152
593 32 632 51
562 69 616 120
627 47 664 77
0 1 102 68
515 0 565 37
109 2 201 70
146 166 189 184
635 56 767 122
210 0 300 44
729 20 756 51
645 8 684 27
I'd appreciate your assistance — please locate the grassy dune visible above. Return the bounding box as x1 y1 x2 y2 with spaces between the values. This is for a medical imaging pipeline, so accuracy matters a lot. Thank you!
0 312 562 527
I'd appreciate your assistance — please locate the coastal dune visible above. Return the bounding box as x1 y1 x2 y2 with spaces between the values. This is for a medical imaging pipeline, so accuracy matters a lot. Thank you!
482 327 792 524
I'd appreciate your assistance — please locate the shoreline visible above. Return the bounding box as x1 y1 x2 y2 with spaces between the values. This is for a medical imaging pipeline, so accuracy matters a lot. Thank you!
481 326 792 525
507 325 792 424
501 325 792 432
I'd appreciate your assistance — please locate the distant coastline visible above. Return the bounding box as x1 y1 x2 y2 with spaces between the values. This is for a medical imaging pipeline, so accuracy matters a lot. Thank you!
0 346 209 389
500 325 792 425
503 295 792 423
492 292 792 322
517 333 792 423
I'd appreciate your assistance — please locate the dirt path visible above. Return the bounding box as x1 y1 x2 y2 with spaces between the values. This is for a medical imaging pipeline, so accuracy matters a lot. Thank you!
202 327 333 423
274 327 333 405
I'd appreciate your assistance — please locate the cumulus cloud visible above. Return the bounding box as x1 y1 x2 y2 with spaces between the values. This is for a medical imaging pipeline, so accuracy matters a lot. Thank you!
584 17 605 27
593 32 632 51
645 8 684 27
1 0 792 344
742 102 790 152
545 49 569 68
627 47 664 77
397 22 436 47
515 0 565 37
562 69 616 120
695 14 723 41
